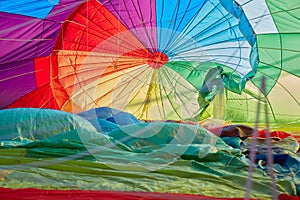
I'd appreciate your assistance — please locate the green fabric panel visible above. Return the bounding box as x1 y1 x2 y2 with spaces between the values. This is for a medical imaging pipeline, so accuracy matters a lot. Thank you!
165 61 253 122
224 89 258 123
165 61 245 98
266 0 300 33
222 73 245 94
224 88 278 124
224 82 300 124
256 32 281 95
257 34 281 69
256 33 300 95
251 65 281 95
158 67 204 121
0 148 296 199
257 34 300 77
250 64 280 122
281 33 300 77
242 32 300 124
165 61 210 90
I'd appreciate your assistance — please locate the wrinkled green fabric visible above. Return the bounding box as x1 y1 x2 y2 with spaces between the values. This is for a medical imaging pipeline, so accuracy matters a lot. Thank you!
0 108 298 199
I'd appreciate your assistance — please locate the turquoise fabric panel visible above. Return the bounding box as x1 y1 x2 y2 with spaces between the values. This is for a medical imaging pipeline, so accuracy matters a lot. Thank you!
0 0 59 19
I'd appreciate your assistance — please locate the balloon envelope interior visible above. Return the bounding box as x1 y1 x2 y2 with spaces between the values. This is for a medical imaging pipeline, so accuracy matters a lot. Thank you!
0 0 299 126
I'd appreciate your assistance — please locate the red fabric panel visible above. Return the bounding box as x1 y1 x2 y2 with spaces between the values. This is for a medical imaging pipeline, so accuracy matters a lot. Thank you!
0 188 253 200
256 130 292 140
46 0 153 112
54 0 148 54
8 84 59 109
279 194 300 200
35 57 51 87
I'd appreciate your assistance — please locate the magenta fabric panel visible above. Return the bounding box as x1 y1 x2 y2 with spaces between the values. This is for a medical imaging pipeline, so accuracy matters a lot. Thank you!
101 0 158 52
0 59 36 108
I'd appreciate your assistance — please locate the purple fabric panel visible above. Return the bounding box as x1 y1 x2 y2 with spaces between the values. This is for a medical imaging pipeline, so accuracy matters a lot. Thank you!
102 0 158 52
0 59 36 108
0 1 83 64
31 0 85 55
0 1 85 108
39 0 86 54
0 13 60 64
0 12 43 64
34 20 60 57
46 0 85 21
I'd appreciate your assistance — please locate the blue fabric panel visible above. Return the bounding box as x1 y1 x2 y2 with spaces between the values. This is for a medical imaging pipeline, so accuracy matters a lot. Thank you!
220 0 255 46
88 118 120 133
165 1 244 54
156 0 206 51
250 42 259 72
160 0 257 70
239 12 256 46
219 0 241 18
107 112 140 126
0 0 59 19
78 107 141 128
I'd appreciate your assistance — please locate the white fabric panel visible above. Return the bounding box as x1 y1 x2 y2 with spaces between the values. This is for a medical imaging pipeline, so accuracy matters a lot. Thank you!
267 72 300 118
170 41 253 77
235 0 278 34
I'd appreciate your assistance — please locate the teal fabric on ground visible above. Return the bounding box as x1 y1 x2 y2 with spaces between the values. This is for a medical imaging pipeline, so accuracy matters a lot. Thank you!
221 137 242 149
0 108 298 199
0 108 100 145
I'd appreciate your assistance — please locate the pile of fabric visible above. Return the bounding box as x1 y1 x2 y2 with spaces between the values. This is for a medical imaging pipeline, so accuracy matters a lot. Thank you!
0 107 299 199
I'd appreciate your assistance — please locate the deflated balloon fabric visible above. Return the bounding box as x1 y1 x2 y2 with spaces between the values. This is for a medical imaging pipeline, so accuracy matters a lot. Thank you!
0 108 298 199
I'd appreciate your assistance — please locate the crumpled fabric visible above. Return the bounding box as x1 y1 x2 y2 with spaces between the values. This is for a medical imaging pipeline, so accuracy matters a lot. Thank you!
0 108 298 199
243 135 300 195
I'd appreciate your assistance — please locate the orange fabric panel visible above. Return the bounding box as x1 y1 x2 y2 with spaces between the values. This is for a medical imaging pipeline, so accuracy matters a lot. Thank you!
49 54 70 109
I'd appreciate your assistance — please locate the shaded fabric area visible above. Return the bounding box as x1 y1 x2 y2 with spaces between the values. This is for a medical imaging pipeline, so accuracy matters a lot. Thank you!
242 133 300 195
0 108 298 199
194 121 300 196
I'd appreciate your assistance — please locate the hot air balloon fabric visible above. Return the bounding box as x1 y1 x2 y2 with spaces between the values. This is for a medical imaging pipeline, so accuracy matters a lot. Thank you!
0 0 300 199
1 0 299 124
0 107 299 199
